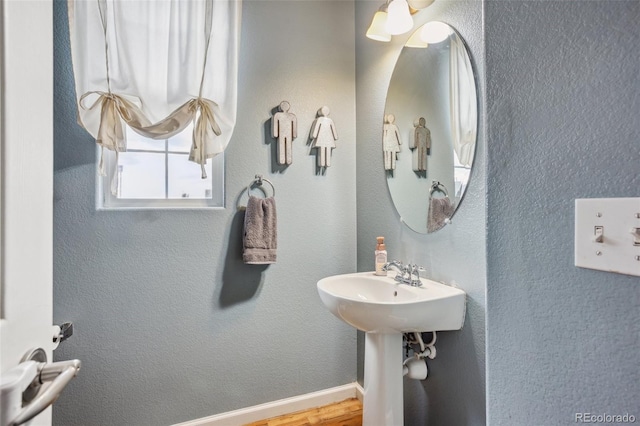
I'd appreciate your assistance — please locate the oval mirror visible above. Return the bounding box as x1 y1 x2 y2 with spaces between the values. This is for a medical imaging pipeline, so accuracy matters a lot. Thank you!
384 22 477 234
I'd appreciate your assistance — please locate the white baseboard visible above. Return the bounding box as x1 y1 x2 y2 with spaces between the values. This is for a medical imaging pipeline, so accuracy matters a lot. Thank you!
173 382 364 426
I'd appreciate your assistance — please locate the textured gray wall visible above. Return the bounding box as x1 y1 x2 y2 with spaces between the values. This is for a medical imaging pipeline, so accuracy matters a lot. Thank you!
355 1 486 425
486 1 640 425
53 1 357 425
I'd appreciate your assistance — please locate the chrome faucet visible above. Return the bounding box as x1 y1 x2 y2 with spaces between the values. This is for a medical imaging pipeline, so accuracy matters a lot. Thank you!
382 261 423 287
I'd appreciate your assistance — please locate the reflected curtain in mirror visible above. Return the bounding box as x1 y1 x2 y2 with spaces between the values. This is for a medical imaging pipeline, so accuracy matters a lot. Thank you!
449 36 476 167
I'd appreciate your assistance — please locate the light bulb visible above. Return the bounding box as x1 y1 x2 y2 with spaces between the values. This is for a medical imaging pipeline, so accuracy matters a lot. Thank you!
405 28 429 48
420 21 453 44
408 0 435 10
366 10 391 42
385 0 413 36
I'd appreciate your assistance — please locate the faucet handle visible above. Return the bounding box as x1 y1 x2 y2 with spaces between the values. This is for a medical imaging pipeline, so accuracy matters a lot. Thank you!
409 264 424 286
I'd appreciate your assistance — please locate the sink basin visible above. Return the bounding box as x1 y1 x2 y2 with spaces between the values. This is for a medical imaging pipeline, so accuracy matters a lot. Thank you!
317 272 466 333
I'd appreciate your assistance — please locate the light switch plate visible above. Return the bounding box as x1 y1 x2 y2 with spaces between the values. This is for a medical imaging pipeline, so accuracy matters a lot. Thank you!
575 198 640 277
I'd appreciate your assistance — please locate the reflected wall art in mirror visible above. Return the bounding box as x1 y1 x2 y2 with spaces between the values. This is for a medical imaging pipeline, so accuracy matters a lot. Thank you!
384 22 477 234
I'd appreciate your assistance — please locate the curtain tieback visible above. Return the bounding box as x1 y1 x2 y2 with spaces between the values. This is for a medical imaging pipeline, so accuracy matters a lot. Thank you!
79 91 149 152
79 92 223 186
189 98 222 178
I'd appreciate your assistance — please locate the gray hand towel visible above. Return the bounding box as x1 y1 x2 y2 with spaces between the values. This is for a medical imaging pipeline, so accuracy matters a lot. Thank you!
427 196 454 233
243 196 277 264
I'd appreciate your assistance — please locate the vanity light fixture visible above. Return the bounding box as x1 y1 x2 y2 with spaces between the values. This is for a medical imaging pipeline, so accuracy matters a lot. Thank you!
385 0 414 35
366 3 392 42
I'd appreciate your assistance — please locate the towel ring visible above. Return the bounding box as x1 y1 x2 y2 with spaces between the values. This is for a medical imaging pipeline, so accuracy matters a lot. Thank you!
430 181 449 197
247 174 275 198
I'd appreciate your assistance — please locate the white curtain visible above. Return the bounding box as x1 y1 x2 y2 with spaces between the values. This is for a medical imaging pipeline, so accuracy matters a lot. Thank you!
67 0 241 178
449 35 477 168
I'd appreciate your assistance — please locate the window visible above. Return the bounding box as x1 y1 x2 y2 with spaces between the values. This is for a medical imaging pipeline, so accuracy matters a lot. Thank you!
98 123 224 209
69 1 240 210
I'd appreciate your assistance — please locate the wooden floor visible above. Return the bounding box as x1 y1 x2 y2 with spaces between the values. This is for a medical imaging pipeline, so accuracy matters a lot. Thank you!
244 398 363 426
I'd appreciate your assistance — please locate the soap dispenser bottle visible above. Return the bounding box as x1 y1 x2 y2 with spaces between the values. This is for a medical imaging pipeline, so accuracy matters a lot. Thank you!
375 237 387 276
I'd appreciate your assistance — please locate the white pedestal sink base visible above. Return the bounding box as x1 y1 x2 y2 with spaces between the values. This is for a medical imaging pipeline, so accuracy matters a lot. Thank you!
363 333 403 426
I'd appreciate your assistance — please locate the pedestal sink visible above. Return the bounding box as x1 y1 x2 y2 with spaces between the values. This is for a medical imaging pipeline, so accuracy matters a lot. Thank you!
317 272 466 426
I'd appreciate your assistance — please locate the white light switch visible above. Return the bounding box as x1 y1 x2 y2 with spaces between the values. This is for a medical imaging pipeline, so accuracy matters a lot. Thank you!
593 226 604 243
575 198 640 277
632 227 640 246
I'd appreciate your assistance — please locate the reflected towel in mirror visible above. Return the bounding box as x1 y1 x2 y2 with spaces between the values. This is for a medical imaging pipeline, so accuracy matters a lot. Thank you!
427 196 454 233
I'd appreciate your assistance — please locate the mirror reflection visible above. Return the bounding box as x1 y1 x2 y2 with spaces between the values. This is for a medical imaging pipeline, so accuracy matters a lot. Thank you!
384 22 477 234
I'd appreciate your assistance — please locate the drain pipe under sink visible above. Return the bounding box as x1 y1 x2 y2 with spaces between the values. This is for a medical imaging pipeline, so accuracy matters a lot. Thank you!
402 332 437 380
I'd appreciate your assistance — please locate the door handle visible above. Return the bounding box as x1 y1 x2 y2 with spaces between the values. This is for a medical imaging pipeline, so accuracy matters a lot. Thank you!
10 359 81 426
0 349 81 426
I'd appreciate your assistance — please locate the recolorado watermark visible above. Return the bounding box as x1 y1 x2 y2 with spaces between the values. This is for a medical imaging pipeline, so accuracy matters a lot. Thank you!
575 413 636 423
